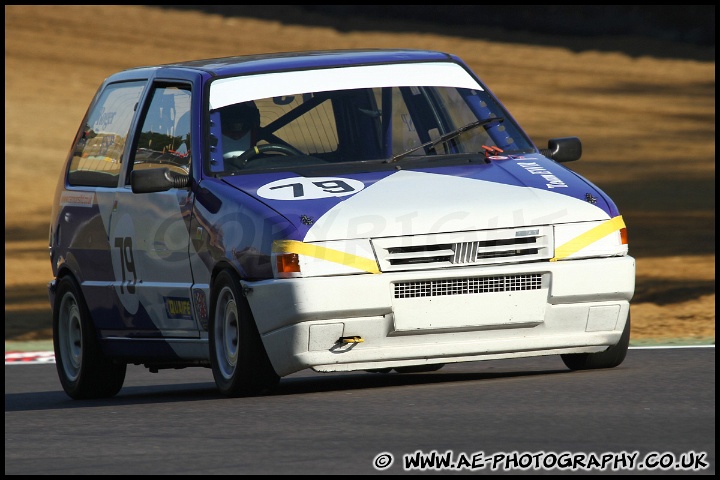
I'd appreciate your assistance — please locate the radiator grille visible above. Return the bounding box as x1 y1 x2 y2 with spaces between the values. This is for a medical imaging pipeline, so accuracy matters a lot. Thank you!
394 274 543 299
373 227 552 272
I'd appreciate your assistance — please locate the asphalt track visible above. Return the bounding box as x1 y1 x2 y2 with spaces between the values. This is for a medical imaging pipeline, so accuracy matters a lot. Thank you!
5 345 715 475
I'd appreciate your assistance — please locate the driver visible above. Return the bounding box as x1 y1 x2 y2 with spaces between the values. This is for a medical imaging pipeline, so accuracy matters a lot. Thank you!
220 101 260 159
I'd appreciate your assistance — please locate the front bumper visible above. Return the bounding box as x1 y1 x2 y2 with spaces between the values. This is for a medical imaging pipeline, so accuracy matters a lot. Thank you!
245 256 635 376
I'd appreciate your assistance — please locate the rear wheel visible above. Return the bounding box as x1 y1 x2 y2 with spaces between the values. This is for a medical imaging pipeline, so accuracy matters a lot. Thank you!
561 314 631 370
53 276 126 399
209 270 279 397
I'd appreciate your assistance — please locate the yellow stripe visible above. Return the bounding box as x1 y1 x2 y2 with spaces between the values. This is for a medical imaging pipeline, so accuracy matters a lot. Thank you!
273 240 380 274
551 215 626 261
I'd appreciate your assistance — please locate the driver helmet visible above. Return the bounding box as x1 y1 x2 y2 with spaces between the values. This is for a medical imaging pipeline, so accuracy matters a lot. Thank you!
220 101 260 138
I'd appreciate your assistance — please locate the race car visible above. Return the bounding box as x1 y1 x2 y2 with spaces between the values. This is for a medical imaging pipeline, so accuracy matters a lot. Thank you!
48 49 635 399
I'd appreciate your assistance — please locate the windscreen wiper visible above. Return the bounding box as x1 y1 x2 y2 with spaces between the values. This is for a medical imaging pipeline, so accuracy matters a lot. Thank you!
385 117 505 164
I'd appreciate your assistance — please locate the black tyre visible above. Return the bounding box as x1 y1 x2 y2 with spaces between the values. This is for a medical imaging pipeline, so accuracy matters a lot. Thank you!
53 275 126 399
561 314 631 370
209 270 280 397
394 364 445 374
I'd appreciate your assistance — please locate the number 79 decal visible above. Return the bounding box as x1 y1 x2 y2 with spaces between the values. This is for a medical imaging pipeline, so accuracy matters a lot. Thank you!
257 177 365 200
114 236 137 294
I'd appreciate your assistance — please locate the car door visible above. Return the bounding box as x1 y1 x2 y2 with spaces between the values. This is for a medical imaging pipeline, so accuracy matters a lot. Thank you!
108 82 198 337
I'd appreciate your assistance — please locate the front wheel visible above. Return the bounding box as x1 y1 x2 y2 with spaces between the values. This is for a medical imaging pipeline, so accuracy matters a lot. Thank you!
209 270 279 397
561 314 631 370
53 276 126 399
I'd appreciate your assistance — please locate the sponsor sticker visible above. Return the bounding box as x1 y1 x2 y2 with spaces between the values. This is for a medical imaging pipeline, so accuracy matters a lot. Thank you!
164 297 193 320
60 191 95 207
515 161 568 189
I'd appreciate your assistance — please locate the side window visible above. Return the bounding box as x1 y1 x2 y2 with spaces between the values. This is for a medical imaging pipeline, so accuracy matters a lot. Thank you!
68 81 144 187
132 84 192 176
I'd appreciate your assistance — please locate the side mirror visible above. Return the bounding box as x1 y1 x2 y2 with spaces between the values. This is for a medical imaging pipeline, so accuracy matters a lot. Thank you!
131 167 189 193
540 137 582 163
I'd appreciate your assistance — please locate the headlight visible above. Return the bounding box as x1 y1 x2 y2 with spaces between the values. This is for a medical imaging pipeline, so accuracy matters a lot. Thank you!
552 215 628 261
272 239 380 278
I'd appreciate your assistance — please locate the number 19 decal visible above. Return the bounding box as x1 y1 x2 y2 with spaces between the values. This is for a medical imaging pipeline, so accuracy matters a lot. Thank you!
257 177 365 200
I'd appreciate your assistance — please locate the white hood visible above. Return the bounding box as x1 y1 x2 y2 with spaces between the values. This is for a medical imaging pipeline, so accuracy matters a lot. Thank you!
303 170 609 241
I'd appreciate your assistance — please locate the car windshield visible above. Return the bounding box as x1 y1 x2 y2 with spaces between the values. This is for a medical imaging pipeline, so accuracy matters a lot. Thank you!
206 64 535 175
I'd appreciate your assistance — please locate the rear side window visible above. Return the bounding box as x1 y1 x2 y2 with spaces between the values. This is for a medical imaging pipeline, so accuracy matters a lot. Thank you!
68 81 144 187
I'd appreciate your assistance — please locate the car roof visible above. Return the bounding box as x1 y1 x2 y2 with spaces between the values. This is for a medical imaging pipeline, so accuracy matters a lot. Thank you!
120 49 457 78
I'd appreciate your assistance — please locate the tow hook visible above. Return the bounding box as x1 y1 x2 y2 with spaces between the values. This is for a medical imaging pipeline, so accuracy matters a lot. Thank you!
339 336 364 344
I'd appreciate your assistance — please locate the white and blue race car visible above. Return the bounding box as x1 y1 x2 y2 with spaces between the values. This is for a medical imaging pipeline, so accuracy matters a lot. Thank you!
48 49 635 399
